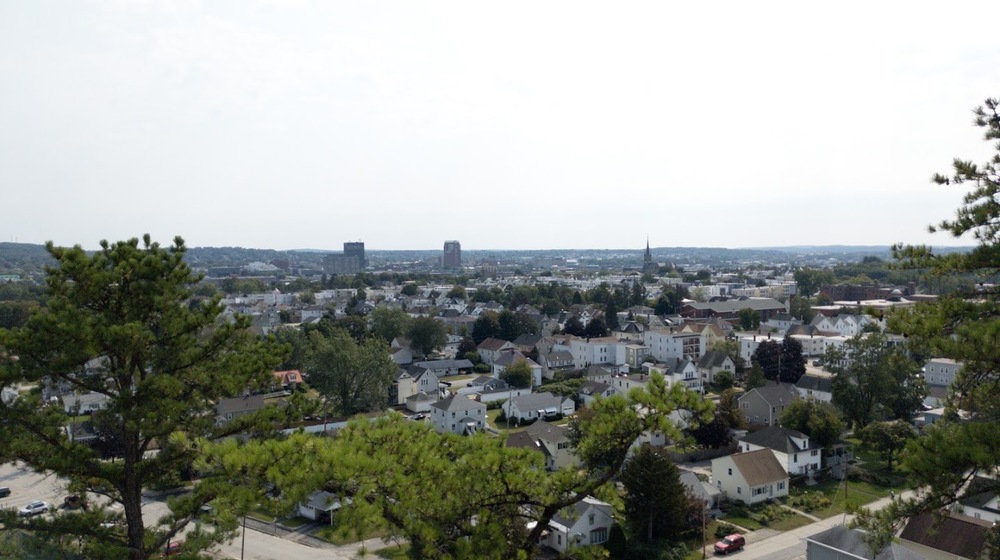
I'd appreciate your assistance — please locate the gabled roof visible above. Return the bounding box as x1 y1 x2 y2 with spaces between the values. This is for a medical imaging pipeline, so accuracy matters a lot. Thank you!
795 374 833 393
217 395 266 415
478 337 513 351
583 364 614 378
740 426 819 454
729 449 788 486
494 352 538 368
512 333 543 347
679 471 721 500
431 395 485 413
579 380 612 396
413 359 474 370
899 511 991 557
523 420 569 443
808 525 924 560
551 497 612 530
697 351 733 369
741 383 798 407
510 392 568 410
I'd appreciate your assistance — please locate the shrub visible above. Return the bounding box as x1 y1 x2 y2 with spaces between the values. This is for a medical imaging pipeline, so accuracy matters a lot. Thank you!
714 523 741 538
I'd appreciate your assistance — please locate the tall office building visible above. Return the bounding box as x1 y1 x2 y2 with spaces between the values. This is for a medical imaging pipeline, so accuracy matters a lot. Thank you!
343 242 366 269
443 240 462 268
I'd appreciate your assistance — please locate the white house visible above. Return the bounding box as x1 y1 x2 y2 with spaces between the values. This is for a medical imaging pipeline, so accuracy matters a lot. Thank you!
794 375 834 403
477 338 517 366
61 392 109 416
492 352 543 387
711 449 790 505
430 395 487 435
923 358 962 387
644 329 704 362
298 491 345 522
645 359 701 391
536 497 614 553
578 380 614 406
504 392 575 423
696 351 736 384
567 336 627 370
737 426 823 476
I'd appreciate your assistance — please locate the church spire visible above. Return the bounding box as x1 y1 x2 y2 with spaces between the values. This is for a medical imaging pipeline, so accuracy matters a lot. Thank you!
644 237 652 264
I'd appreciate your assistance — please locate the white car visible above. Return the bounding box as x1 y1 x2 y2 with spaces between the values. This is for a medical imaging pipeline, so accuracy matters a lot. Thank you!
19 500 49 517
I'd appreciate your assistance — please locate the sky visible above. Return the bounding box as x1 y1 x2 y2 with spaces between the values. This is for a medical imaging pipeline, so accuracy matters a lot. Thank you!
1 1 999 251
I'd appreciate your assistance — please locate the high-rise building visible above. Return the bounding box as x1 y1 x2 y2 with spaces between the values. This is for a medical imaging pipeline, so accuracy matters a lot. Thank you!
343 242 366 269
443 240 462 268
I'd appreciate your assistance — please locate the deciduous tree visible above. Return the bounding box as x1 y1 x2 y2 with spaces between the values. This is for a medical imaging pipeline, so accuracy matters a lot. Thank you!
780 399 844 447
370 306 412 343
859 420 917 473
407 316 448 358
308 328 397 415
500 359 533 389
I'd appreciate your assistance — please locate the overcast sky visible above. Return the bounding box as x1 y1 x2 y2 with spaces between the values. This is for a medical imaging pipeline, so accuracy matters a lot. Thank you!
2 1 998 251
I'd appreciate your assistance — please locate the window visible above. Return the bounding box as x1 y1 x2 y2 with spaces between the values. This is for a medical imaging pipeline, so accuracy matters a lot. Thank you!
794 455 798 463
589 514 595 526
728 468 732 476
737 487 741 494
811 450 818 456
778 481 785 490
590 527 608 544
557 535 561 545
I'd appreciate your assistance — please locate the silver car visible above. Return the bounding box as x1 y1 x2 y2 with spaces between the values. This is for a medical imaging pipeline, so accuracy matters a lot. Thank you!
19 500 49 517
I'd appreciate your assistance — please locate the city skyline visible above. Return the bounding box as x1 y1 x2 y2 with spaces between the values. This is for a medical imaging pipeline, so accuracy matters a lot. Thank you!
2 2 999 251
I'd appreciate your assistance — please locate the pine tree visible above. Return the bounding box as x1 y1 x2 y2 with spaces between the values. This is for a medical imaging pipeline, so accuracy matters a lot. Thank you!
620 445 689 542
0 236 284 560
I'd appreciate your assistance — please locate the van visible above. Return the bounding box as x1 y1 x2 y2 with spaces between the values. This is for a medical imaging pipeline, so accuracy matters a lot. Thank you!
0 487 10 498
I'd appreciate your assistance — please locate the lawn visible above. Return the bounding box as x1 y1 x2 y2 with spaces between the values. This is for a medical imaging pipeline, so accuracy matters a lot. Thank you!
720 515 764 531
789 478 891 518
279 516 310 529
486 409 526 433
375 544 411 560
767 512 814 531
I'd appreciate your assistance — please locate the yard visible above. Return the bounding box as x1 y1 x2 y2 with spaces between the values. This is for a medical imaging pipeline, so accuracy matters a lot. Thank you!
719 502 812 531
315 523 390 545
788 478 892 519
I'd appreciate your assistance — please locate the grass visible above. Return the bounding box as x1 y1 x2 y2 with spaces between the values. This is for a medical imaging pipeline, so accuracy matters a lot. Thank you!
486 409 526 433
375 544 411 559
248 510 276 523
720 515 764 531
279 516 310 529
767 512 814 531
789 479 892 518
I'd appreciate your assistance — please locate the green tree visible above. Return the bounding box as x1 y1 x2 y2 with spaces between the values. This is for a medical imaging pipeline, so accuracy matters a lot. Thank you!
739 308 761 330
620 445 689 543
751 339 781 379
500 359 533 389
826 332 925 429
848 100 1000 552
779 335 807 383
709 338 746 373
780 399 844 447
788 295 815 322
605 297 620 330
0 300 38 329
370 306 412 343
471 311 500 343
400 283 419 296
794 268 835 298
0 236 284 560
563 315 585 336
584 317 609 338
746 362 766 390
496 310 537 341
407 316 448 358
308 328 397 415
445 285 467 300
859 420 917 473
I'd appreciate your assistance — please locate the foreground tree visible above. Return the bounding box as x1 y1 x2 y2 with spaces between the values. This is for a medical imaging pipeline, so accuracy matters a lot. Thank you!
850 99 1000 553
859 420 916 473
0 236 284 560
620 445 689 543
206 374 712 559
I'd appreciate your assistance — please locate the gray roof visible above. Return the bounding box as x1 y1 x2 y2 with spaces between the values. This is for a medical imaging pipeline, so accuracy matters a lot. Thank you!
551 497 612 529
742 383 799 407
523 420 569 443
431 395 485 413
510 392 568 410
412 359 474 370
679 471 721 500
579 380 612 396
685 298 785 313
795 374 833 393
808 525 925 560
697 351 732 369
217 395 266 415
728 449 788 486
740 426 820 454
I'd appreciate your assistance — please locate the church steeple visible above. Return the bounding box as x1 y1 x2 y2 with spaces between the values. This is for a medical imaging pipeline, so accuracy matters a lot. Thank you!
644 237 652 265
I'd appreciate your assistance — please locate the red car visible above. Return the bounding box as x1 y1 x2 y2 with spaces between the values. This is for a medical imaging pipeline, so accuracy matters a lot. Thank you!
162 540 184 557
714 533 746 555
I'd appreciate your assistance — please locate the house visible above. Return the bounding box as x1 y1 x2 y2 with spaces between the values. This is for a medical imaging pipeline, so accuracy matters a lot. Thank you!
900 510 991 559
697 351 736 384
503 392 575 423
536 497 614 553
645 358 701 391
61 392 110 415
806 525 925 560
956 479 1000 523
390 346 414 366
539 350 575 380
738 383 799 427
923 358 962 387
412 359 474 378
298 491 345 523
644 328 704 362
492 352 543 387
611 372 653 396
737 426 822 476
405 391 438 413
271 370 302 391
582 364 615 384
711 449 789 505
430 395 486 435
216 395 266 425
680 470 722 511
795 375 834 403
682 297 786 323
512 333 543 353
578 380 614 406
477 338 517 365
522 420 579 471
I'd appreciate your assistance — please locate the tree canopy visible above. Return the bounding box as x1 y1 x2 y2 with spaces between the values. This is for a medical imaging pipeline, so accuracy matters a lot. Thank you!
308 328 397 416
0 235 285 560
620 445 689 543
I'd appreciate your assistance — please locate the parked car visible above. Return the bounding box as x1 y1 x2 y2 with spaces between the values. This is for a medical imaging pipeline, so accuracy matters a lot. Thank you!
714 533 746 555
19 501 50 517
62 494 84 510
0 487 10 498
